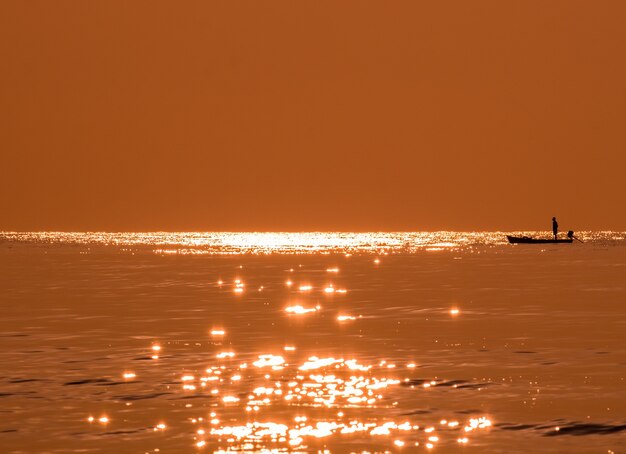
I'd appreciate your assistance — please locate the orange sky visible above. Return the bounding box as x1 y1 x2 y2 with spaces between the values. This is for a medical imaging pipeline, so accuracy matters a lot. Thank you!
1 1 625 231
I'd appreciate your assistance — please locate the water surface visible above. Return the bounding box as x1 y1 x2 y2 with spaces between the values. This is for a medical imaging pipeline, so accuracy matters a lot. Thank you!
1 232 625 453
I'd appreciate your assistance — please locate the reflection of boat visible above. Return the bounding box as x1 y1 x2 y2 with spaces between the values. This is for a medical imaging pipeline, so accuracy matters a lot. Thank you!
507 235 573 244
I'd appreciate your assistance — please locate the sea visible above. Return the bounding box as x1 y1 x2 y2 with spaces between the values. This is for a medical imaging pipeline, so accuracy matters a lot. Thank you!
1 232 625 454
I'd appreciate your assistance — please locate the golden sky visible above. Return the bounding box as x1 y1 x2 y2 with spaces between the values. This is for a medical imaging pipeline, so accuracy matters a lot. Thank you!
1 1 625 231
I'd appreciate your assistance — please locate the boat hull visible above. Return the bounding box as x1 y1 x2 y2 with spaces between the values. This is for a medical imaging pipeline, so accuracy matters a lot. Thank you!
507 235 573 244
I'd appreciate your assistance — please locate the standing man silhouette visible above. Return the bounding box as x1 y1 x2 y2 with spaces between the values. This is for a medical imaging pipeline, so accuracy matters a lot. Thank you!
552 217 558 240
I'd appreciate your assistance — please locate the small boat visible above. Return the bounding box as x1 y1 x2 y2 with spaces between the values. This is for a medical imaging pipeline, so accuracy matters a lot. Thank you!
507 235 573 244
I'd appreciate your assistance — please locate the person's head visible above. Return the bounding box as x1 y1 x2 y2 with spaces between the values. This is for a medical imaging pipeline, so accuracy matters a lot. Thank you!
552 217 556 221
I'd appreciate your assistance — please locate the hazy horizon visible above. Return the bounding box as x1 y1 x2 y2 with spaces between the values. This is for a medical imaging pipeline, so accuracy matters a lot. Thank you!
2 228 623 234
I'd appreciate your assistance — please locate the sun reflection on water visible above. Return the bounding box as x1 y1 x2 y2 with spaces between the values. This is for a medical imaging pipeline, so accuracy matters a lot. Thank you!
169 354 493 451
94 344 493 452
5 230 612 255
285 305 319 315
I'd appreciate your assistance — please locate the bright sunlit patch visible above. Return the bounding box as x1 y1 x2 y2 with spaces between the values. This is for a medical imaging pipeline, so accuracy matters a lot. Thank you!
285 305 318 314
324 285 335 293
123 372 136 379
298 285 313 292
253 355 285 368
17 231 590 255
450 308 460 315
211 329 225 336
337 315 356 321
298 356 343 370
98 416 109 424
284 346 296 351
464 417 492 432
216 351 235 359
326 267 339 273
394 440 405 447
222 396 240 403
151 344 161 352
87 416 94 422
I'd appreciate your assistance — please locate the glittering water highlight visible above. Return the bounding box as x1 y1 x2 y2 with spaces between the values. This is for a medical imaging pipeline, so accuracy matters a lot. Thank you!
2 231 623 254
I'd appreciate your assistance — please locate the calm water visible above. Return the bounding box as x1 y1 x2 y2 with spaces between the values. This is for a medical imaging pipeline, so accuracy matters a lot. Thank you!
0 232 625 453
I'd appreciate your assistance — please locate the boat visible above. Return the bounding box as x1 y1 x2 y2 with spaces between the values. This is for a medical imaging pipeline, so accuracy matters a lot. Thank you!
507 235 573 244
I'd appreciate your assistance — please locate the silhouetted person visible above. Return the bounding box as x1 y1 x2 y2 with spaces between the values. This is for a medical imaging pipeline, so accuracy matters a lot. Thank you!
567 230 584 243
552 217 558 240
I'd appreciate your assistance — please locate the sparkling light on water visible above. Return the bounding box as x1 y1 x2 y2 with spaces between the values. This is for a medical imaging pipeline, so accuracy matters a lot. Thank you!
4 231 611 255
172 354 493 451
285 305 319 315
